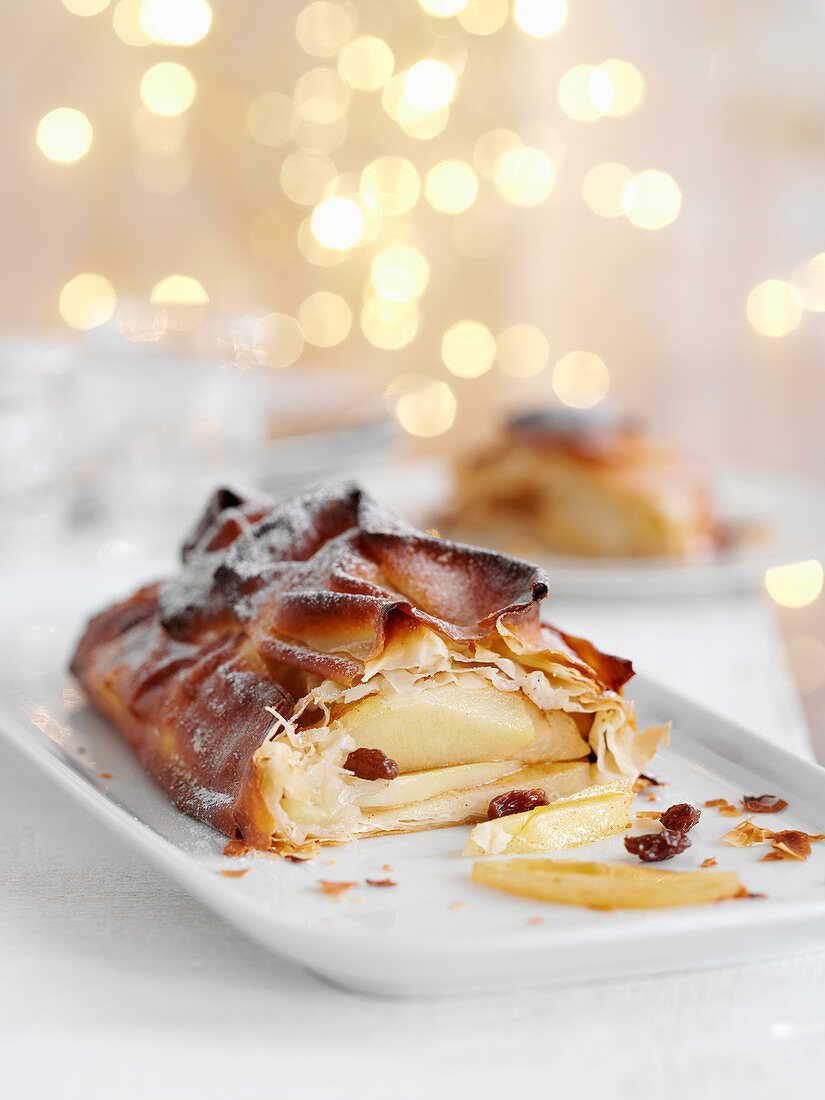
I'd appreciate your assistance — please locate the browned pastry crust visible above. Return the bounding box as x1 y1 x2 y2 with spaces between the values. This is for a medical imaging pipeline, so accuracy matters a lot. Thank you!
71 483 651 851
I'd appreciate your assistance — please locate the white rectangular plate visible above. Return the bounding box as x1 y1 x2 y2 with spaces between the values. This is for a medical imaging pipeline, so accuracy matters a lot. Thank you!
2 563 825 996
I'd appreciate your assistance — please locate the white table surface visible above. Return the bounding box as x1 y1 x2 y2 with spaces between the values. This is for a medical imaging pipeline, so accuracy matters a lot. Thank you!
2 587 824 1099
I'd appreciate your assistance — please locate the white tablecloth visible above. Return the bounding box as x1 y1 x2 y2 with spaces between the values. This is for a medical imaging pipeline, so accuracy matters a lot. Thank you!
2 592 823 1100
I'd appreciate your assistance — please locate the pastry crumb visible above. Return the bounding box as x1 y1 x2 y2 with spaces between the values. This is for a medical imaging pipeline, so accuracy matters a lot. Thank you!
223 839 255 858
318 880 357 897
705 798 741 818
719 819 771 848
769 830 824 861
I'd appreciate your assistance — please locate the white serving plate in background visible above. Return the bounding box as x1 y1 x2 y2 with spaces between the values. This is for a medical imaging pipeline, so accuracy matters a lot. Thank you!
362 463 825 599
1 565 825 996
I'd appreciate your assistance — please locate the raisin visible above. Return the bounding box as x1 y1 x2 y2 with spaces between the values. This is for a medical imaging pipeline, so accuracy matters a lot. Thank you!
741 794 788 814
624 829 691 862
659 803 701 833
343 747 399 781
488 789 549 819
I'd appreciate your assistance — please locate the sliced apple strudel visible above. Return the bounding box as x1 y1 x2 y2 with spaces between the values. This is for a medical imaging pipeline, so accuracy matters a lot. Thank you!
447 409 718 559
71 484 666 855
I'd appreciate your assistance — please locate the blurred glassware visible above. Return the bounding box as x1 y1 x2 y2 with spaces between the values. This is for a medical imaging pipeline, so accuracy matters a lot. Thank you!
71 318 395 552
0 336 78 566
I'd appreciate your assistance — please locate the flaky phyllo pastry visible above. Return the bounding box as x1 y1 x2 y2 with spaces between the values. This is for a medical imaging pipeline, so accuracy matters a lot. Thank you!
71 484 666 855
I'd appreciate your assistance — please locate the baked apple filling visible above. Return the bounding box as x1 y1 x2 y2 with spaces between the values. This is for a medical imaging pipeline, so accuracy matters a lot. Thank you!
252 625 661 851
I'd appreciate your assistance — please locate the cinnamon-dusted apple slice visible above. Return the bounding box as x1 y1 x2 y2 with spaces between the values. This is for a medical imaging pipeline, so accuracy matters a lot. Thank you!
463 780 633 856
472 859 748 909
71 482 667 855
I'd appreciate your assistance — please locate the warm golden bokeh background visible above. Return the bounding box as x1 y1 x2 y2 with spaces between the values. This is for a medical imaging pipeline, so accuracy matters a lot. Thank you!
2 0 824 750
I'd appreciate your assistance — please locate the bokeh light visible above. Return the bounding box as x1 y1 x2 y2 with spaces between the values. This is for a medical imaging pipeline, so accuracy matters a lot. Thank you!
297 217 350 266
37 108 93 163
418 0 467 14
371 246 430 302
513 0 566 36
494 147 554 206
496 324 549 377
150 274 208 303
404 60 456 112
62 0 111 15
140 62 196 116
381 74 410 121
360 157 420 216
399 106 449 140
622 170 681 229
280 150 337 205
295 1 354 57
474 129 522 179
598 59 645 116
552 351 610 408
298 291 352 346
311 196 365 249
765 560 824 608
746 280 804 337
113 0 152 46
59 273 116 330
425 161 478 214
395 379 457 436
154 276 210 331
558 65 612 121
139 0 211 45
253 313 305 368
457 0 507 35
246 92 297 146
441 320 496 377
792 254 825 312
338 36 394 92
782 635 825 695
382 74 450 138
361 296 419 349
582 162 633 218
294 67 349 124
329 181 382 244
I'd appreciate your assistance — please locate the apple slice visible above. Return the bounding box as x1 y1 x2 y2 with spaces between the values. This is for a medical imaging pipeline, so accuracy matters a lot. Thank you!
337 673 588 773
463 781 633 856
355 760 591 836
472 858 748 910
358 760 521 810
